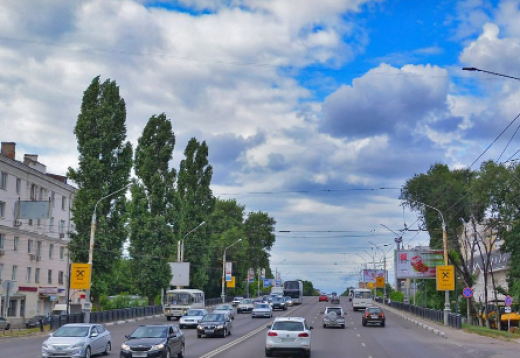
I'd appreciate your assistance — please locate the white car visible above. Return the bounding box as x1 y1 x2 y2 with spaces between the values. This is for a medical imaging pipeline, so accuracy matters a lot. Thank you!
213 304 235 320
179 308 209 329
323 307 346 328
237 298 255 313
265 317 312 357
251 303 272 318
42 323 111 358
232 296 244 307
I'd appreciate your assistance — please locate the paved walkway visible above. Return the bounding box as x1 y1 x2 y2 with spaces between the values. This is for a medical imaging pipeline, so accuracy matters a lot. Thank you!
382 303 520 358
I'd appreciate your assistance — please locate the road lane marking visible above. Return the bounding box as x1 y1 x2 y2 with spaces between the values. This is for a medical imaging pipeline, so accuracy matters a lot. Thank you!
362 343 366 347
357 333 361 337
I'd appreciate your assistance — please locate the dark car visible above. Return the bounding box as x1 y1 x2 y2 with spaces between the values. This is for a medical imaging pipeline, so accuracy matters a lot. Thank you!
270 296 287 310
196 313 233 338
120 324 185 358
26 315 51 328
362 307 385 327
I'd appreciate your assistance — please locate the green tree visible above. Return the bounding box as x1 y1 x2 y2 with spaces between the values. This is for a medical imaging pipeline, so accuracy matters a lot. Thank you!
245 211 277 272
129 114 177 304
177 138 215 289
67 76 133 306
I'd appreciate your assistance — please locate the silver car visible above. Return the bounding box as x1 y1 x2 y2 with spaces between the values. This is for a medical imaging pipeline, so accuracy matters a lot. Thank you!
251 303 272 318
179 308 209 329
0 316 11 330
42 323 111 358
213 304 235 320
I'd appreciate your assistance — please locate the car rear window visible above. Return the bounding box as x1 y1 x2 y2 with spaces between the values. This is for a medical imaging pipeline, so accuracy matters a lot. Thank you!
368 308 382 314
272 321 305 331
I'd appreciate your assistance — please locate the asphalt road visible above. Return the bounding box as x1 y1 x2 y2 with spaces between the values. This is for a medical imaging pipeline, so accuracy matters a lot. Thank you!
0 297 517 358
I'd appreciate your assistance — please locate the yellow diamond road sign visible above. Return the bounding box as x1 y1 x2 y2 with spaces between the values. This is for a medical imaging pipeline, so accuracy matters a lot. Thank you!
70 263 91 290
376 276 385 288
436 265 455 291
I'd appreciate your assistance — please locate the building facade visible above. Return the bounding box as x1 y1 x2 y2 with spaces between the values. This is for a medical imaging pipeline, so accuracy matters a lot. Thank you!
0 142 76 325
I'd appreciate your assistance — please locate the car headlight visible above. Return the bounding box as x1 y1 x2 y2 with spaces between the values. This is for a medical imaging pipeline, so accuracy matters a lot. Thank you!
70 342 85 349
42 343 49 350
197 325 203 330
151 343 165 351
121 344 130 351
216 325 224 329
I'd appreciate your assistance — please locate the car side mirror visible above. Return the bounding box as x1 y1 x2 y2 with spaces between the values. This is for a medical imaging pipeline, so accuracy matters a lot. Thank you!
48 333 53 337
309 326 314 330
91 332 98 337
125 334 130 339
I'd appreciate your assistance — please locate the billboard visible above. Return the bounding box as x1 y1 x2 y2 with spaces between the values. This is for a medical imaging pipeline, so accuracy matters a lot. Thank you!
225 262 233 281
362 269 387 283
169 262 190 286
395 250 444 279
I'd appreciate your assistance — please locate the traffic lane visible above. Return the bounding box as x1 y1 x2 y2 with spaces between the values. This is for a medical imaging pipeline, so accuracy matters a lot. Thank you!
348 305 495 358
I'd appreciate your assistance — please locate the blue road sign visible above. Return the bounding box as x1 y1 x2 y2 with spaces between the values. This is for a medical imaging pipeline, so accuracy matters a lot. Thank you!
463 287 473 298
505 295 513 307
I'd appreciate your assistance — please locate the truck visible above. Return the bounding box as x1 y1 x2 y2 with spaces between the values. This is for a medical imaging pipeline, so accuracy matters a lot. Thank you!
270 287 284 296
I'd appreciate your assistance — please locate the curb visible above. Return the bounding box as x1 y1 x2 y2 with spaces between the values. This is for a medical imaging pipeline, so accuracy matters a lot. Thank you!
104 314 163 327
381 305 447 339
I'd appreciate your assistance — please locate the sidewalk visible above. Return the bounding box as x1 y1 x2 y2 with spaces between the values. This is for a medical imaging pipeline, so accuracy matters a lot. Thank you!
382 303 520 358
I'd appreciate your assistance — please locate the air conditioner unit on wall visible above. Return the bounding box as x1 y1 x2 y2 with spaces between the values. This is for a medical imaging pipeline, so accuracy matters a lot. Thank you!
59 233 65 238
29 253 36 260
36 255 42 261
14 220 22 227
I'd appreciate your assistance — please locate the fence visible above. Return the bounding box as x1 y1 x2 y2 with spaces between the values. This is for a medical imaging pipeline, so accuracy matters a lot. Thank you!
386 300 462 329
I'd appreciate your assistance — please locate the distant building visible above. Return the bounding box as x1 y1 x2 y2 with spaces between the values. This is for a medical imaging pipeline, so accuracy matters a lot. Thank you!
0 142 77 325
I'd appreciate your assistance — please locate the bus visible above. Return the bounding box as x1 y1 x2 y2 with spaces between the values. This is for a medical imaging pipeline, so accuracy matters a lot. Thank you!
352 288 372 311
163 289 205 321
283 280 303 305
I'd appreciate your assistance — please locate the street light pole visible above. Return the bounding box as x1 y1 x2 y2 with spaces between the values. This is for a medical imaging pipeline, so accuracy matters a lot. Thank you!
369 242 391 299
463 67 520 81
221 238 243 303
85 184 130 323
415 201 450 326
180 221 206 262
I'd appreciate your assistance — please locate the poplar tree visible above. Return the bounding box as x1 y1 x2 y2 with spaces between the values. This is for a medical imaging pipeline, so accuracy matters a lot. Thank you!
67 76 133 305
129 114 177 304
177 138 215 289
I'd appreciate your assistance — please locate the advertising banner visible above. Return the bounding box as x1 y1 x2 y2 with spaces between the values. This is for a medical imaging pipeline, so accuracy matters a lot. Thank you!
70 263 91 289
362 269 386 283
261 268 266 280
249 268 255 282
169 262 190 286
396 250 444 279
225 262 233 282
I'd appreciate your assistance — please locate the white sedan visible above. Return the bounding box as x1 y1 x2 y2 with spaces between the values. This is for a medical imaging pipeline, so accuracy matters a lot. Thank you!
179 308 209 329
251 303 273 318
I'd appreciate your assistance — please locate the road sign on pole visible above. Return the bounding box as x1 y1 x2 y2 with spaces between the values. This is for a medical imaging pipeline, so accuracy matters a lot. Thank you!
436 265 455 291
505 295 513 307
462 287 473 298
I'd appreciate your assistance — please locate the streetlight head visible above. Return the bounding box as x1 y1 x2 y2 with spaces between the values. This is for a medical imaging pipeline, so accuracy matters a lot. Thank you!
462 67 478 71
199 221 206 226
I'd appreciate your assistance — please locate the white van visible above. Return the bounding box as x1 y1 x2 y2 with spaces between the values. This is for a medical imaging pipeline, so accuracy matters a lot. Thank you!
352 289 373 311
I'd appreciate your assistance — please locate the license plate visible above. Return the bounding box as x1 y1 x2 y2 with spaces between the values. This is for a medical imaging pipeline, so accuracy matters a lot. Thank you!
132 353 148 358
371 315 379 319
205 330 214 334
282 338 295 342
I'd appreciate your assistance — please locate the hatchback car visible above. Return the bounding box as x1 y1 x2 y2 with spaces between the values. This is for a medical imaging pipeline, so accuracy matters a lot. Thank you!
0 316 11 330
323 307 346 329
121 324 185 358
179 309 208 329
252 303 273 318
41 323 111 358
196 313 233 338
26 315 51 329
283 296 294 307
318 294 328 302
213 304 235 320
265 316 312 358
362 306 385 327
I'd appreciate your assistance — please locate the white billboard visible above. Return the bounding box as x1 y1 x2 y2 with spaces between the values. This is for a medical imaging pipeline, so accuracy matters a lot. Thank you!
169 262 190 286
362 269 387 283
395 250 444 279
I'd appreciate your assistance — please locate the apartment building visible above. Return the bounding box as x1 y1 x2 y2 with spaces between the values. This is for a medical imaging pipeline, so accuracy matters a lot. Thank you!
0 142 76 325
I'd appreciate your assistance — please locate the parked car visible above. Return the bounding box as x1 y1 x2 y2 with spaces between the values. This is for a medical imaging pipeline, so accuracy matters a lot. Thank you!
0 316 10 330
323 307 346 328
270 296 287 310
362 306 386 327
252 303 273 318
213 304 235 320
318 294 328 302
120 324 185 358
179 308 208 329
265 316 312 358
26 315 51 329
232 296 243 307
196 313 233 338
41 323 111 358
237 298 255 313
284 296 294 307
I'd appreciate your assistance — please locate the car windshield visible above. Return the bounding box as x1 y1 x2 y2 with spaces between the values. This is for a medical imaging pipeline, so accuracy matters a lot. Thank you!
355 291 372 299
130 326 167 338
202 314 225 322
53 326 90 337
255 304 269 309
234 297 243 301
186 310 204 316
215 305 231 310
273 297 283 302
272 321 305 331
241 299 252 304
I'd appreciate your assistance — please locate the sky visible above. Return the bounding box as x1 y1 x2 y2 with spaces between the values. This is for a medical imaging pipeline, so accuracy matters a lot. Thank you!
2 0 520 295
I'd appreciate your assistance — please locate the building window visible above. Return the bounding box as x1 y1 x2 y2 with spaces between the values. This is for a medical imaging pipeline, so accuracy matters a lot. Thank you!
0 171 7 190
16 178 21 194
28 218 33 226
12 265 17 281
13 237 19 251
0 233 4 249
49 244 54 259
51 191 55 207
37 218 41 227
0 263 3 280
59 220 65 235
49 217 54 232
39 187 44 201
58 271 64 285
61 196 66 210
35 268 40 283
48 269 52 284
30 184 37 200
59 246 65 260
26 267 32 282
7 300 17 317
36 241 42 257
19 299 25 317
0 201 5 217
28 239 34 253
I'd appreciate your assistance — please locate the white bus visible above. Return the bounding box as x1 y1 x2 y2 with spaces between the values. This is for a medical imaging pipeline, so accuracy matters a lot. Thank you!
163 289 205 320
352 288 372 311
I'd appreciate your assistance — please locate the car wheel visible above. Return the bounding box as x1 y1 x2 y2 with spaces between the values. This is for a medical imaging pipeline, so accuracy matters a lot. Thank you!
103 341 111 355
265 348 273 357
305 350 311 358
84 346 91 358
228 329 231 336
381 321 385 327
166 348 171 358
5 323 10 330
167 316 172 321
362 321 367 327
222 329 227 338
178 344 185 358
342 324 345 329
197 334 201 338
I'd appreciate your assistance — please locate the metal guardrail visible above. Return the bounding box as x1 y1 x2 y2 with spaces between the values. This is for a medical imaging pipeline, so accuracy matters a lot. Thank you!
386 300 462 329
